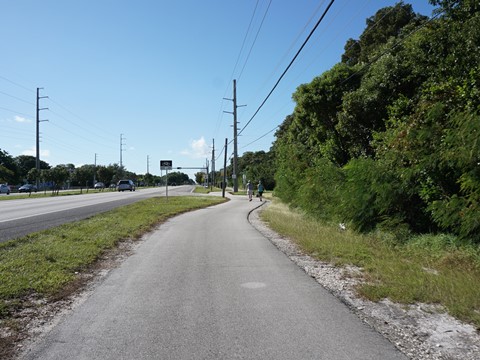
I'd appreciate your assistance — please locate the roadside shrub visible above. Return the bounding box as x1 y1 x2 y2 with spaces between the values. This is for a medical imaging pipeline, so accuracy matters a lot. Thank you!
297 158 344 221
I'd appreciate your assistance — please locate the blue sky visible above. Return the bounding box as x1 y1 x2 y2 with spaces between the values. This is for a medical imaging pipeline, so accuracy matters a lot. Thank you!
0 0 435 179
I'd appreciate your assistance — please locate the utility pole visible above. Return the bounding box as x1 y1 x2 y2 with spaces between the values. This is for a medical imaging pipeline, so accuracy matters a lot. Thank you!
36 87 48 172
147 155 150 174
120 134 126 168
205 158 209 187
211 138 215 190
223 79 245 193
232 79 238 192
222 138 227 198
93 153 97 185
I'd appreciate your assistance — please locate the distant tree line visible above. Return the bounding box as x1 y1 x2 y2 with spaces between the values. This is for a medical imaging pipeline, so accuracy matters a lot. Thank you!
0 152 192 191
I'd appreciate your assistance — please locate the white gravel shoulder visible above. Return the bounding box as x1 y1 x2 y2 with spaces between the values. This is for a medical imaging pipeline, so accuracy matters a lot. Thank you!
249 202 480 360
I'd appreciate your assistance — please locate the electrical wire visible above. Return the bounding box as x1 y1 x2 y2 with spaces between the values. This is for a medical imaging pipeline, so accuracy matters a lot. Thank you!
239 1 435 151
229 0 260 85
0 106 34 119
238 0 336 137
213 0 261 139
237 0 272 82
0 75 35 93
48 107 116 144
240 125 279 149
0 90 35 105
239 0 327 120
47 96 115 138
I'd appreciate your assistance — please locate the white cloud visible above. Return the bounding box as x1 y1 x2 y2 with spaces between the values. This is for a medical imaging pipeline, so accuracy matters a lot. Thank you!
181 136 209 159
14 115 31 123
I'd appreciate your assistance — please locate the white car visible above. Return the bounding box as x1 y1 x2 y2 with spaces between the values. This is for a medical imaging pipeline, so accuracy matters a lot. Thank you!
0 184 10 195
117 179 135 192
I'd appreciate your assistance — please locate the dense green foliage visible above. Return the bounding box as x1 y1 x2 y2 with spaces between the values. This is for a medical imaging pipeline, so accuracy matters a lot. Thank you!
237 150 276 190
273 1 480 242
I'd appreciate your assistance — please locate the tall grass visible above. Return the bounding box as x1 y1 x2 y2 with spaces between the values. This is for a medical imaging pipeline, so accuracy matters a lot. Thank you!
261 199 480 327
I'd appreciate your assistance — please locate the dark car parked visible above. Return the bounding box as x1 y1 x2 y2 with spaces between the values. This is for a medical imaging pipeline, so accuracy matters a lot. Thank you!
18 184 37 193
0 184 10 195
94 182 105 189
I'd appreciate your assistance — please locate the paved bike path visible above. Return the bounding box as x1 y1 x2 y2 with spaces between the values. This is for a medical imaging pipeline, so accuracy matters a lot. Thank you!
21 195 407 360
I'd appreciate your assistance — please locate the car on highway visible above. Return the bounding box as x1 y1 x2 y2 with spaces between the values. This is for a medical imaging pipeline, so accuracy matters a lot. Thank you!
117 179 135 192
94 182 105 189
18 184 37 193
0 184 10 195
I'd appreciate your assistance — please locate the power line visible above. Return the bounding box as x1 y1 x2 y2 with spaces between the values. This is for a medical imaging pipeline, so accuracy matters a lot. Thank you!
0 75 35 93
237 0 272 82
237 0 418 149
48 107 116 144
213 0 261 139
239 0 328 114
238 0 336 137
0 90 35 105
229 0 260 83
0 106 34 119
240 125 279 149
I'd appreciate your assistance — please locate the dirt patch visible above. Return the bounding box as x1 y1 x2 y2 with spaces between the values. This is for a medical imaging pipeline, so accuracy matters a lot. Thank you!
249 203 480 360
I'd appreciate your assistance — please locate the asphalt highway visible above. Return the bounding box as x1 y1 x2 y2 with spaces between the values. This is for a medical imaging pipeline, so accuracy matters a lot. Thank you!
20 194 407 360
0 186 194 242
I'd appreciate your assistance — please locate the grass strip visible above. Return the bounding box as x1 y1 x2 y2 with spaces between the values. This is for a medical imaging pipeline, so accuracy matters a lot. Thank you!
0 195 225 317
261 199 480 328
193 186 223 194
0 189 111 201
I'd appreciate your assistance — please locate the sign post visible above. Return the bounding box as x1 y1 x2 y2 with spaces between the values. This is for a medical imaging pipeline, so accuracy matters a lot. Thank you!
160 160 172 200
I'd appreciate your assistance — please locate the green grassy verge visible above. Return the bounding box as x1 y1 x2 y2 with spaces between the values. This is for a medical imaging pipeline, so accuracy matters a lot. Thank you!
0 196 226 318
261 199 480 328
193 186 223 194
0 189 112 201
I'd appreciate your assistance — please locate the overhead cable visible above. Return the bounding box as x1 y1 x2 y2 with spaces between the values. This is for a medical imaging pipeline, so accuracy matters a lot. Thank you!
240 125 279 149
237 0 272 82
238 0 336 137
213 0 260 138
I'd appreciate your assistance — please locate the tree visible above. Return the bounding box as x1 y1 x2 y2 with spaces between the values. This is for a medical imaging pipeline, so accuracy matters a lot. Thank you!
195 172 205 185
45 165 71 194
0 149 17 184
26 168 41 185
357 3 427 63
237 150 275 190
341 38 361 66
72 165 95 192
430 0 480 20
97 165 116 187
161 171 190 186
290 63 361 166
272 1 480 242
14 155 50 182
